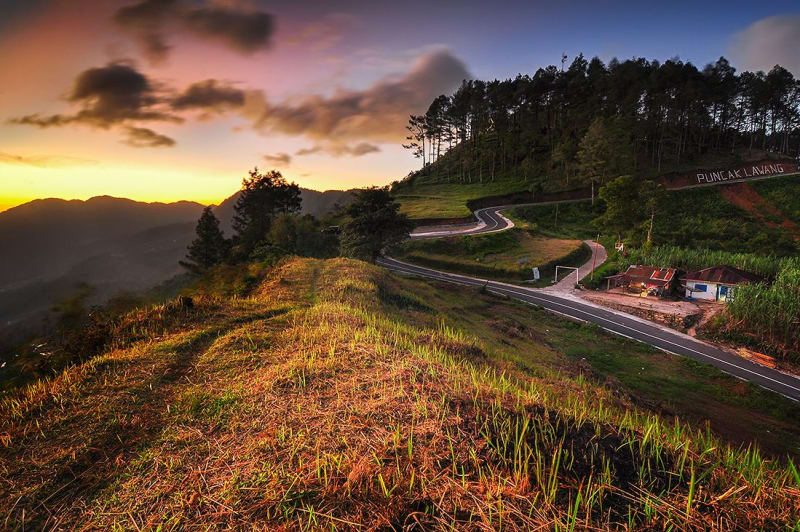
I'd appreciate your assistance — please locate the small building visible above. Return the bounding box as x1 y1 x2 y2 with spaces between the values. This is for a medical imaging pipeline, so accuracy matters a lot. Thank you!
682 265 762 302
606 265 678 297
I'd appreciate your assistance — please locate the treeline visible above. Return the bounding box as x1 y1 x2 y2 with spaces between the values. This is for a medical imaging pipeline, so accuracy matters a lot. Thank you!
402 55 800 190
182 168 412 273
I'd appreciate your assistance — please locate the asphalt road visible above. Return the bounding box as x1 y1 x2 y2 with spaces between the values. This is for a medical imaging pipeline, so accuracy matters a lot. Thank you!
410 202 559 239
381 206 800 402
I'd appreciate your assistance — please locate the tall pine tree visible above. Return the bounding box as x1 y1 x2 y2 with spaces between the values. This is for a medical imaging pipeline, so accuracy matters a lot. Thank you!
180 207 230 273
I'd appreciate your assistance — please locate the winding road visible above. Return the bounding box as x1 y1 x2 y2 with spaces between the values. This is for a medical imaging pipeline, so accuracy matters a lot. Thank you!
380 205 800 402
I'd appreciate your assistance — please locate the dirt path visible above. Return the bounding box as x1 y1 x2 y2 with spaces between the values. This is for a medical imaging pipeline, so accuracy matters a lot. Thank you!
541 240 607 292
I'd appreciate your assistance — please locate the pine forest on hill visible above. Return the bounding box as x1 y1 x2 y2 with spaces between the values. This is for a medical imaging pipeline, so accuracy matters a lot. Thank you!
396 55 799 201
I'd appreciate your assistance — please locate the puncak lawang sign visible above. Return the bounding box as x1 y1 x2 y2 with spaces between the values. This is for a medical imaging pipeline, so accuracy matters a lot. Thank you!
695 163 790 184
645 160 796 190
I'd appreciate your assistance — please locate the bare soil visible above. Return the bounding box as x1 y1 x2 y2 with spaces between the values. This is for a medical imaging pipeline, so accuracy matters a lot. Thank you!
719 182 800 239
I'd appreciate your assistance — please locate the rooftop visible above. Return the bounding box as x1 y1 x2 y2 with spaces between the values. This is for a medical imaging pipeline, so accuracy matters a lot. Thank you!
682 265 762 285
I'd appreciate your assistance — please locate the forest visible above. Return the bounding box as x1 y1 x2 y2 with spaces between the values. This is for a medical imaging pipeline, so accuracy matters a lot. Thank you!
401 55 800 193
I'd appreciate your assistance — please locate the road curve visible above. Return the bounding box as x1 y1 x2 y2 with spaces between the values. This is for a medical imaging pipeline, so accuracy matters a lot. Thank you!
378 256 800 401
410 205 516 239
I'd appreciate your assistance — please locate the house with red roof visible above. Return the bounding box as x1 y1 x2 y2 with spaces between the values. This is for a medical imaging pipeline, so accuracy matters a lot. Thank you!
605 265 678 297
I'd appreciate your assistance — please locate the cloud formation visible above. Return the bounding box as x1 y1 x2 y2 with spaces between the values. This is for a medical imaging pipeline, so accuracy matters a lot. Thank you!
248 49 470 143
171 79 247 114
115 0 275 63
123 126 176 147
10 62 179 129
263 152 291 166
730 15 800 76
296 142 380 158
0 152 98 168
9 64 250 147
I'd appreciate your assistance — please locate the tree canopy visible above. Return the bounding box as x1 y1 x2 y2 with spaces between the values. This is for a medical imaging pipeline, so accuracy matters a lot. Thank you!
340 188 413 262
232 168 301 255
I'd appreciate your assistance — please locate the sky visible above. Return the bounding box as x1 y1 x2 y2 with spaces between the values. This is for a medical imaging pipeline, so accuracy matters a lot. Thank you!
1 0 799 212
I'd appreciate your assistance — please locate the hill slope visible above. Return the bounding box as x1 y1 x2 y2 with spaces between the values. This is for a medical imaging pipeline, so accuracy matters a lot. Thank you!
1 258 797 529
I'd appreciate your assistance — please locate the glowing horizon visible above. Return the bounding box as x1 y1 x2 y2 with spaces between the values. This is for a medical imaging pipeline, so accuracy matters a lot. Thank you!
1 1 797 213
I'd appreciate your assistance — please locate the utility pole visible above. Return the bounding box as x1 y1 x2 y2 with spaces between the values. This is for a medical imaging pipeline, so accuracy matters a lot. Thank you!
591 234 600 280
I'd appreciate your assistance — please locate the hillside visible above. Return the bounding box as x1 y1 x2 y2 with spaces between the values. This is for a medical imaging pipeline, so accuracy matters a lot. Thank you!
507 173 800 256
1 258 798 529
393 53 799 222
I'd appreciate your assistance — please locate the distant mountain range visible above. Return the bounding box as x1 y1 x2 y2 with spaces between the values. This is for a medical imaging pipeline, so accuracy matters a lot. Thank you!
0 188 352 347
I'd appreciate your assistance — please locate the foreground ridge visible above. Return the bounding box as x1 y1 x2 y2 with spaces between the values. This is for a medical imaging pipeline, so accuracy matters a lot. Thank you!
1 258 798 529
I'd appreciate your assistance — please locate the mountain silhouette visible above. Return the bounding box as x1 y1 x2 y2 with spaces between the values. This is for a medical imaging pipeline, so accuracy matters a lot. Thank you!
0 189 352 347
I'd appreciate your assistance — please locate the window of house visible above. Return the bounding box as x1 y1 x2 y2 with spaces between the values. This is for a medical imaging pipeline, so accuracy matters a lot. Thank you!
694 284 707 292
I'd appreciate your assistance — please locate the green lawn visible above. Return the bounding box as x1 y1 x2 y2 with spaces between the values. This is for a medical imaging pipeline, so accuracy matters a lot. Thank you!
395 229 586 283
506 200 601 239
394 177 531 219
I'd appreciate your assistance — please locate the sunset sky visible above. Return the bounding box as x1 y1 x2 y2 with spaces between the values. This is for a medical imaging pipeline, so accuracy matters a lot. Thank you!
1 0 799 212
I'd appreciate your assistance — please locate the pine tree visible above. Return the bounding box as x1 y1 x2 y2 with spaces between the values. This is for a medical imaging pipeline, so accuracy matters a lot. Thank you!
577 117 609 203
180 207 230 273
340 188 413 262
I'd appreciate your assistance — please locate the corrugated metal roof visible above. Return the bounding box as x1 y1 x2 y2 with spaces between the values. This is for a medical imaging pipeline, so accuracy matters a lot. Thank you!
611 265 677 286
682 265 762 285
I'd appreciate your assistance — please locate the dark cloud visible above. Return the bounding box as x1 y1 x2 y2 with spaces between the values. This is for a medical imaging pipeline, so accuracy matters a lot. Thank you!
9 61 186 147
183 5 274 53
171 79 247 112
0 152 98 168
730 15 800 76
123 126 176 147
248 50 470 143
10 62 179 129
263 152 291 166
114 0 176 64
115 0 274 63
296 143 380 157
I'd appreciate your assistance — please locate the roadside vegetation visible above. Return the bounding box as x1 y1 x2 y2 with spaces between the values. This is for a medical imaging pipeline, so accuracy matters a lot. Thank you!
1 258 799 529
707 267 800 364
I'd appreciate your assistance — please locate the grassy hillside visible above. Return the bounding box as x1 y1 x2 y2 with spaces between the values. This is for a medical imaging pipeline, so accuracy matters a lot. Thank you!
394 177 532 219
1 258 799 529
508 174 800 256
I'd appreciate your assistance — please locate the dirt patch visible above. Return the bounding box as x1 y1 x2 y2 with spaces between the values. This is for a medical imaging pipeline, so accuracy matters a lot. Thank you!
719 182 800 239
581 291 701 330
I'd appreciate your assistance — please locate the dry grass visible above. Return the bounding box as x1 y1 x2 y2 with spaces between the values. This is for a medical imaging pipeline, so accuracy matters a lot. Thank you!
0 258 798 530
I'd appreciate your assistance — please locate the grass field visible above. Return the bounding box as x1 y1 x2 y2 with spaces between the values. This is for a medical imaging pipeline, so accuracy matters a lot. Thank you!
507 200 601 240
1 258 798 529
394 177 530 219
394 229 586 283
